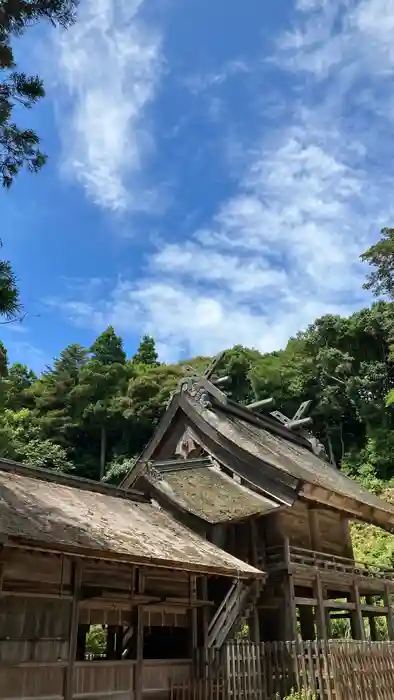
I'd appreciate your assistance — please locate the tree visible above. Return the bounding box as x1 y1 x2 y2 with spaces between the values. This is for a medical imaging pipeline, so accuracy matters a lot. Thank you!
132 335 159 366
90 326 126 366
0 0 78 187
0 340 7 377
3 362 36 410
0 243 20 319
0 407 72 471
32 343 87 441
361 227 394 298
70 329 128 479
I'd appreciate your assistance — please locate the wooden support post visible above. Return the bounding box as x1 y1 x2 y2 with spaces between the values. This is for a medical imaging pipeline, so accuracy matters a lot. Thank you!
350 582 365 640
200 575 209 648
283 573 298 641
384 585 394 641
134 569 145 700
315 574 328 642
366 596 378 641
189 574 198 653
64 560 82 700
248 519 261 644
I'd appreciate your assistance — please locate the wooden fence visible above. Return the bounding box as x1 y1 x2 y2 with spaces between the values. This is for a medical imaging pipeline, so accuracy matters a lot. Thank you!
169 640 394 700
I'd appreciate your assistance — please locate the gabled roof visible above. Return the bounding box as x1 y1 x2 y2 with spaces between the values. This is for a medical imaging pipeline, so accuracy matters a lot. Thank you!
122 381 394 533
0 458 262 579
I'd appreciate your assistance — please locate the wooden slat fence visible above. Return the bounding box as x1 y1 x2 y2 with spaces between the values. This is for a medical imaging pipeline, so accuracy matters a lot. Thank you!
169 640 394 700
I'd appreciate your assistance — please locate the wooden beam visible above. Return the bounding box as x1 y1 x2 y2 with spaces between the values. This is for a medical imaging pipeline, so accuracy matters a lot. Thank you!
212 375 230 386
362 603 388 615
292 401 312 422
324 600 356 611
64 560 82 700
286 417 313 430
246 398 275 411
295 597 317 607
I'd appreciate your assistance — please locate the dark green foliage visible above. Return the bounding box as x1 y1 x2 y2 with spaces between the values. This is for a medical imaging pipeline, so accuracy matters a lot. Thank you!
0 247 21 319
0 0 78 186
132 335 159 366
3 301 394 487
361 227 394 298
0 341 8 377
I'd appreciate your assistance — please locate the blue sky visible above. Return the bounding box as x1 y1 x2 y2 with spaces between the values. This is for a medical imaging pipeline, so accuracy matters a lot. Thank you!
2 0 393 372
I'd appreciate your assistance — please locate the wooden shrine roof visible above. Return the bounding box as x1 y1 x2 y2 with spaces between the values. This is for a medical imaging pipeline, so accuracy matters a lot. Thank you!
195 401 394 521
0 459 262 578
123 383 394 532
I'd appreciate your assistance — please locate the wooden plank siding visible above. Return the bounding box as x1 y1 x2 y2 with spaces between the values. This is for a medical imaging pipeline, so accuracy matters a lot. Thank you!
0 548 208 700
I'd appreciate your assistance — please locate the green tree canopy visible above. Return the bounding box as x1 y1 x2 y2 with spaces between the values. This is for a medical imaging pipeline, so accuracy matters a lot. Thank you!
132 335 159 366
361 227 394 298
0 0 78 186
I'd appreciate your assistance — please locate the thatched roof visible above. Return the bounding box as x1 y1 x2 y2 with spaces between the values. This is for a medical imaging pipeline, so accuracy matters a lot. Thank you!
154 463 279 524
123 385 394 533
0 459 262 578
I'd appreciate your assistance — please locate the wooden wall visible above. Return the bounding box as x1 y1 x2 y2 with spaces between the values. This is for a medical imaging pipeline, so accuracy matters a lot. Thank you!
263 500 353 559
0 547 207 700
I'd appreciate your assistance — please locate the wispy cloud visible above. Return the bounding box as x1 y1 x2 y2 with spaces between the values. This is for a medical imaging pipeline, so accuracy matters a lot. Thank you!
49 0 394 360
54 0 162 212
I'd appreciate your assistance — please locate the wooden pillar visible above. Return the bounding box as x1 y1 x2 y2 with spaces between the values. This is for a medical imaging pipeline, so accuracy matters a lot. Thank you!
350 582 365 640
283 573 298 641
134 569 145 700
64 560 82 700
199 575 209 647
248 519 261 644
366 596 378 641
384 585 394 641
315 573 328 642
189 574 198 653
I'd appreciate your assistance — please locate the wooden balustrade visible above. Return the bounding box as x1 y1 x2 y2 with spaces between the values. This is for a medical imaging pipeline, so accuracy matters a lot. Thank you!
265 544 394 582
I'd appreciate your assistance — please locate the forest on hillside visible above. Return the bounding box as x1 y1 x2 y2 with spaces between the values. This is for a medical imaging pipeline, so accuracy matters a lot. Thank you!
2 300 394 492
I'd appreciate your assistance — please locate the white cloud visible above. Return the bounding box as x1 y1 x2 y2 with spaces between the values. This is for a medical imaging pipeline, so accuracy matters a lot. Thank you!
54 0 162 211
50 0 394 360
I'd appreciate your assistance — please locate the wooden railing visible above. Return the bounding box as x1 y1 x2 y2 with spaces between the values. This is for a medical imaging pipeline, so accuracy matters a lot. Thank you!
265 543 394 581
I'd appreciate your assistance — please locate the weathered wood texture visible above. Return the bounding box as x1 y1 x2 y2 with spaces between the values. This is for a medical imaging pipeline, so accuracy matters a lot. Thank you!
0 548 207 700
170 641 394 700
265 502 351 558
